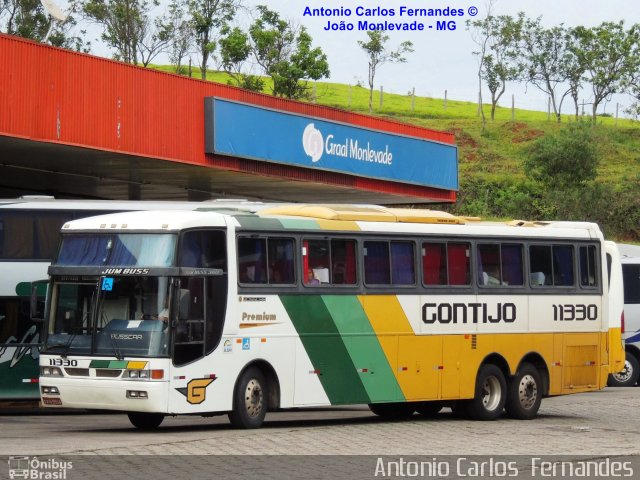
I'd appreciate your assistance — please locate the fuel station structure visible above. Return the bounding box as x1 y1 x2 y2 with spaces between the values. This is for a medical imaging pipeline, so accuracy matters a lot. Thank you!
0 34 458 204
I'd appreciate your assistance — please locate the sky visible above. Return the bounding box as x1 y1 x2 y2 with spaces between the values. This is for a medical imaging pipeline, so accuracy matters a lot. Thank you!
65 0 640 115
251 0 640 114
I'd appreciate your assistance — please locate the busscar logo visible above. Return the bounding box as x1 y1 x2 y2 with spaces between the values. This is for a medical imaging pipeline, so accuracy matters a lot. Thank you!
302 123 324 162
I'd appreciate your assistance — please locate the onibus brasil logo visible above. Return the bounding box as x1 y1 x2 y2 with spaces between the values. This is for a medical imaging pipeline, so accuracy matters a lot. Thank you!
8 456 73 479
302 122 394 166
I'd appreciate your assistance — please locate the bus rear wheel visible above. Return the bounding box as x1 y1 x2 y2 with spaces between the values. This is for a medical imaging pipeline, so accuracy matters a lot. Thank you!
229 367 268 429
505 363 542 420
607 352 639 387
128 412 164 430
369 402 415 419
467 364 506 421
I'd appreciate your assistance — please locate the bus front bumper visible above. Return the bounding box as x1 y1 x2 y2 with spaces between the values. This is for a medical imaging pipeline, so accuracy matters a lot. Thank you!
40 377 169 413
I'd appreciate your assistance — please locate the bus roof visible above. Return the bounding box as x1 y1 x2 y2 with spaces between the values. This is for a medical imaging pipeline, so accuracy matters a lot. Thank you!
59 204 604 241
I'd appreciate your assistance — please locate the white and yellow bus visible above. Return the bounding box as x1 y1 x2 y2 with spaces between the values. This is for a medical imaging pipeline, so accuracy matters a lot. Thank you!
39 205 625 429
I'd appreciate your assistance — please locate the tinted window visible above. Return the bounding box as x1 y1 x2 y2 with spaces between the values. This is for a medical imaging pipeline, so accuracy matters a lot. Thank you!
579 245 599 287
238 237 294 285
530 245 574 287
477 243 523 287
179 230 226 270
623 264 640 304
422 242 471 286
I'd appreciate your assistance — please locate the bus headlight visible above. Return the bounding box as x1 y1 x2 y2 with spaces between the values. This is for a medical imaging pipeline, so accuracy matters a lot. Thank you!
41 386 60 395
41 367 63 376
125 369 163 380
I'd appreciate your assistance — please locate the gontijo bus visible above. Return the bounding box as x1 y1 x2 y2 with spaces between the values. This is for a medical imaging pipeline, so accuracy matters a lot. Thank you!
39 205 625 429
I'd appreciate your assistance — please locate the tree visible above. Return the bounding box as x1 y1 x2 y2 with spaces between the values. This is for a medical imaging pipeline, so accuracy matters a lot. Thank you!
249 5 329 99
166 0 193 75
519 16 572 122
572 22 640 121
563 30 588 120
468 14 522 121
188 0 239 80
524 124 599 190
219 26 263 91
82 0 155 65
1 0 87 50
357 30 413 113
136 12 173 67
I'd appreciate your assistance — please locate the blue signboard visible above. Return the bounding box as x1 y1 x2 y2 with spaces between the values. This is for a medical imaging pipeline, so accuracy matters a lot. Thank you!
204 98 458 190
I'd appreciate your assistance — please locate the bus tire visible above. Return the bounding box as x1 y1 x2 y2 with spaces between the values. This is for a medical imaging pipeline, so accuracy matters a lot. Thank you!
228 367 268 429
369 402 414 419
128 412 164 430
466 364 506 421
415 401 443 417
608 352 640 387
505 363 542 420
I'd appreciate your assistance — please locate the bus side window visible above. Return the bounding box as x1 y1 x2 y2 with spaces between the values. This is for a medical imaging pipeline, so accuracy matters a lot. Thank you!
579 245 598 287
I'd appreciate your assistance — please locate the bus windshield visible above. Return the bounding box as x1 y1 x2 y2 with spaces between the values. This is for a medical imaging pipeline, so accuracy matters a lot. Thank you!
57 234 177 267
45 276 171 357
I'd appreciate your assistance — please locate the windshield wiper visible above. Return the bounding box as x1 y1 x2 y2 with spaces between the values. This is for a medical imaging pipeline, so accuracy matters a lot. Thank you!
60 332 77 359
107 329 124 361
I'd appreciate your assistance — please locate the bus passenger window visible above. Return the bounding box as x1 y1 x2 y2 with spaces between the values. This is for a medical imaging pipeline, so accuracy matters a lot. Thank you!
448 243 471 285
501 244 524 286
331 239 356 285
267 238 295 284
238 238 267 284
530 245 574 287
391 242 415 285
303 240 330 285
579 245 598 287
422 243 447 285
364 241 390 285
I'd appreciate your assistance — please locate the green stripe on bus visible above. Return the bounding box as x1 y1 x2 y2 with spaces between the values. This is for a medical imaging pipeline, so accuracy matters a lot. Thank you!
280 295 369 404
108 361 128 369
278 219 320 230
322 296 404 403
234 216 285 230
89 360 110 368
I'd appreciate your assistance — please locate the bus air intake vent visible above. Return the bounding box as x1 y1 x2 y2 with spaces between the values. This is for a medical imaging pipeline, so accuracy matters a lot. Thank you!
65 368 90 376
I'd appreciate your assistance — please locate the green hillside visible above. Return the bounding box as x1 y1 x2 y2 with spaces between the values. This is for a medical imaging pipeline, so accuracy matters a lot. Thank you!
155 66 640 241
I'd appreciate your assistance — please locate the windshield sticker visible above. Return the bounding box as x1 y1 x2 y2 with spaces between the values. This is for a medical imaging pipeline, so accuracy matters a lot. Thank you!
126 321 142 329
101 278 114 291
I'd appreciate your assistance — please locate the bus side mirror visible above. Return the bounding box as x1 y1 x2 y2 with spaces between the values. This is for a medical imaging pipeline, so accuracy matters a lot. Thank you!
178 289 191 320
30 285 45 323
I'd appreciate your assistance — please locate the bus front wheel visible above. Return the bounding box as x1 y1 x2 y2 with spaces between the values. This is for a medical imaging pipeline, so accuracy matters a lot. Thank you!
607 352 640 387
466 364 506 421
505 363 542 420
229 367 268 429
128 412 164 430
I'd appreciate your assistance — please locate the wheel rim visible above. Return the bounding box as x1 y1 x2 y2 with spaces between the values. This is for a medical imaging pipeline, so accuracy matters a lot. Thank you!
613 360 632 383
518 374 538 410
481 375 502 411
243 378 263 418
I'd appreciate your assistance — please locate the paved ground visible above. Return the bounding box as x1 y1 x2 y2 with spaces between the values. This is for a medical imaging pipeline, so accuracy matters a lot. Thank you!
1 387 639 457
0 388 640 480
